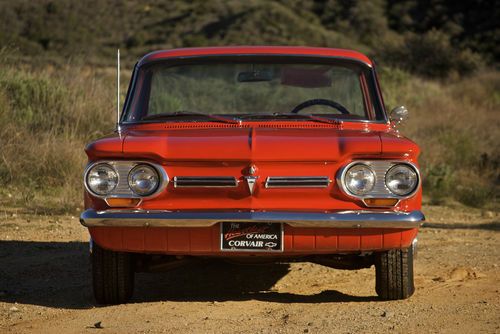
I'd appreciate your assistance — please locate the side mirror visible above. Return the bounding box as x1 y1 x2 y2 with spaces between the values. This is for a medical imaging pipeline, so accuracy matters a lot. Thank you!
389 106 409 125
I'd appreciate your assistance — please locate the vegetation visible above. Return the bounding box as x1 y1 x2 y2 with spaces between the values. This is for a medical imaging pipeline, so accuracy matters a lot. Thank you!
379 68 499 208
0 49 116 213
0 0 498 212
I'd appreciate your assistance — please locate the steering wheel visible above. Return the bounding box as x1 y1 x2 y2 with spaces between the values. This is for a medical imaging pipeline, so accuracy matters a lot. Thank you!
291 98 350 114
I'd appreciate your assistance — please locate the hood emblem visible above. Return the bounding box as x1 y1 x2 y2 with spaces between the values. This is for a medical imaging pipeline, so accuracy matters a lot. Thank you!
248 164 258 175
244 176 258 195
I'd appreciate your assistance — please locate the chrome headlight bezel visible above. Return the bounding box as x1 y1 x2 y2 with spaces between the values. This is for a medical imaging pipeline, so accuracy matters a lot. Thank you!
385 163 419 196
85 163 119 196
338 160 421 200
128 164 160 196
343 163 376 196
84 161 168 199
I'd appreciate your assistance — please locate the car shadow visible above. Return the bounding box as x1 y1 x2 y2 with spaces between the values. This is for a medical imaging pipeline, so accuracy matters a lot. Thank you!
0 240 377 309
134 260 377 303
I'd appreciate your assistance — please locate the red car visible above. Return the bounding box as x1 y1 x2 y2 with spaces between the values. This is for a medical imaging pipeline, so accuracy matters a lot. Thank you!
80 46 424 304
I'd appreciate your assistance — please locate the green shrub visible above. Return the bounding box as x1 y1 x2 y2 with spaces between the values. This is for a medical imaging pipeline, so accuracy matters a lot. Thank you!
0 75 68 132
379 30 482 78
456 184 495 208
423 164 455 202
0 57 116 212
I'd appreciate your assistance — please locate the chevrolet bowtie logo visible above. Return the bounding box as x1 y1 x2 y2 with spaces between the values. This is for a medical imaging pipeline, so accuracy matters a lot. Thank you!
244 176 258 195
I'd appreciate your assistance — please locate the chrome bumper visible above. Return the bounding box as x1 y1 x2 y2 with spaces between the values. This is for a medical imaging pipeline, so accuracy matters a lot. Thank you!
80 209 424 229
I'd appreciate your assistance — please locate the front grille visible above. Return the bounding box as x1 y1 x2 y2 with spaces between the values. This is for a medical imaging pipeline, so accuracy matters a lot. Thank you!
173 176 239 188
265 176 331 188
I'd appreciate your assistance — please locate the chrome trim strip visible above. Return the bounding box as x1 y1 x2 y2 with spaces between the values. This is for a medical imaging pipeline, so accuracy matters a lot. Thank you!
336 160 421 200
412 238 418 259
265 176 331 188
83 161 169 199
173 176 239 188
80 209 424 229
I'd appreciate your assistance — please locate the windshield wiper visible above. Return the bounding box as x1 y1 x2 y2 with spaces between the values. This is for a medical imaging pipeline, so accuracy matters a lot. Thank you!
239 113 342 125
141 111 242 124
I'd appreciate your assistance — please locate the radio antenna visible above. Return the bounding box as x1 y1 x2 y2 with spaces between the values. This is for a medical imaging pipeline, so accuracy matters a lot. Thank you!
117 49 120 130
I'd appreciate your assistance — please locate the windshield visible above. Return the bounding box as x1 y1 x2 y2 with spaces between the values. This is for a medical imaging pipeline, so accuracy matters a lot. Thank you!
123 59 383 123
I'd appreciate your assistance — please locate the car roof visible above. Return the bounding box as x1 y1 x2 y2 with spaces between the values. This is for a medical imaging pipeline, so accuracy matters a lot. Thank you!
138 46 373 67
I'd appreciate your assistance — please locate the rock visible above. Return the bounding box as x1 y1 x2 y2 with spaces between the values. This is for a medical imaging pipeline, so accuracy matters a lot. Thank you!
381 311 390 317
471 270 486 279
94 321 103 329
303 329 309 333
482 211 495 218
450 267 469 281
9 306 19 312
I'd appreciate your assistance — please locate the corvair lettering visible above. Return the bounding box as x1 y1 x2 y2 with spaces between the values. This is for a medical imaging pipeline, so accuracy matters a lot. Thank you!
228 240 264 247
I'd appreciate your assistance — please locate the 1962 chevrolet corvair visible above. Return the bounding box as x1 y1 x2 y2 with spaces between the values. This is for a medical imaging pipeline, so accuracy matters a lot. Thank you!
80 46 424 304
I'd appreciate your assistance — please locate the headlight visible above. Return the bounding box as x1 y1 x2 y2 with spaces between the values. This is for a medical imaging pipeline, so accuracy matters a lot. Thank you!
344 164 375 195
86 164 118 195
385 164 418 196
128 164 160 196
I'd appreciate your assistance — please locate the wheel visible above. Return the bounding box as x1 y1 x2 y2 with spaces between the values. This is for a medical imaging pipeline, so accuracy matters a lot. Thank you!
375 246 415 300
92 243 134 304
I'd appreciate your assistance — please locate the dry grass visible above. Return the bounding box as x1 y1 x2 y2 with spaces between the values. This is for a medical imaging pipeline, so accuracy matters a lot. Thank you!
0 54 117 214
379 68 500 208
0 54 498 212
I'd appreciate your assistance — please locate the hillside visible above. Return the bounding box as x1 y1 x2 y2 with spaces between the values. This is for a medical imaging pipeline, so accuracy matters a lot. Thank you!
0 0 498 75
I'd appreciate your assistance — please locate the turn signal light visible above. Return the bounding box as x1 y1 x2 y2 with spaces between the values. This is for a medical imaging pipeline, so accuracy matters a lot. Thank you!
105 198 141 207
363 198 399 207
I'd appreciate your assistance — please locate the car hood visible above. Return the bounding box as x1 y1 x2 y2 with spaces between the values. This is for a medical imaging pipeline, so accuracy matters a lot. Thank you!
120 127 383 162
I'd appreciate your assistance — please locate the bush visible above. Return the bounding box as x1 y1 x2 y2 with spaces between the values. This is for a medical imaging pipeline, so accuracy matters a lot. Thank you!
379 29 482 78
423 164 455 203
0 57 116 212
456 184 495 208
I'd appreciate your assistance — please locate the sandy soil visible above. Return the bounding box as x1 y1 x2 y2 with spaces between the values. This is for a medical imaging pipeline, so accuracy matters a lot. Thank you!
0 205 498 333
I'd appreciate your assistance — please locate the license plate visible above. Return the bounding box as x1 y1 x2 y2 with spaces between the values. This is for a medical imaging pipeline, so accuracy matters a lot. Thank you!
220 222 283 252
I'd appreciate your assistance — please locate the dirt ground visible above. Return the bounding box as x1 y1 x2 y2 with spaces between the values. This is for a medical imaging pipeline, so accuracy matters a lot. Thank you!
0 205 498 334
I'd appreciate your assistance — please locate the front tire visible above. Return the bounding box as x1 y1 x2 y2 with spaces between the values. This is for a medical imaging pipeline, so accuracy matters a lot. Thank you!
92 243 134 304
375 246 415 300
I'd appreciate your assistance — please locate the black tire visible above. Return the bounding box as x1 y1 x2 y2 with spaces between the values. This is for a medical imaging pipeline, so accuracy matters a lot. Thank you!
375 246 415 300
92 243 134 304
